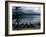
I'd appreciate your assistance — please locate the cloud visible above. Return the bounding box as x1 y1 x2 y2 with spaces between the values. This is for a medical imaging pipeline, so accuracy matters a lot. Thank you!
21 7 40 14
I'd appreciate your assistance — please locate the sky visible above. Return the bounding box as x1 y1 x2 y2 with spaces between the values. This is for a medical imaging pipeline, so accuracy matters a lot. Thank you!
20 7 41 14
13 6 41 14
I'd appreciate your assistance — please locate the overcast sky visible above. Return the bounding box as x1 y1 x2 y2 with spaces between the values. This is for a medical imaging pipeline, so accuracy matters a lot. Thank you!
21 7 40 14
13 6 41 14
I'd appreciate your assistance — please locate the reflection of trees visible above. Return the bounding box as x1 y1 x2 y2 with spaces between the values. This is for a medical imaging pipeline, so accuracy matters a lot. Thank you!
13 22 40 30
29 23 35 28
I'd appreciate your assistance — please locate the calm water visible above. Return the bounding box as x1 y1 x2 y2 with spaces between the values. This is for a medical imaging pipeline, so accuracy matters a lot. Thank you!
19 15 40 25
